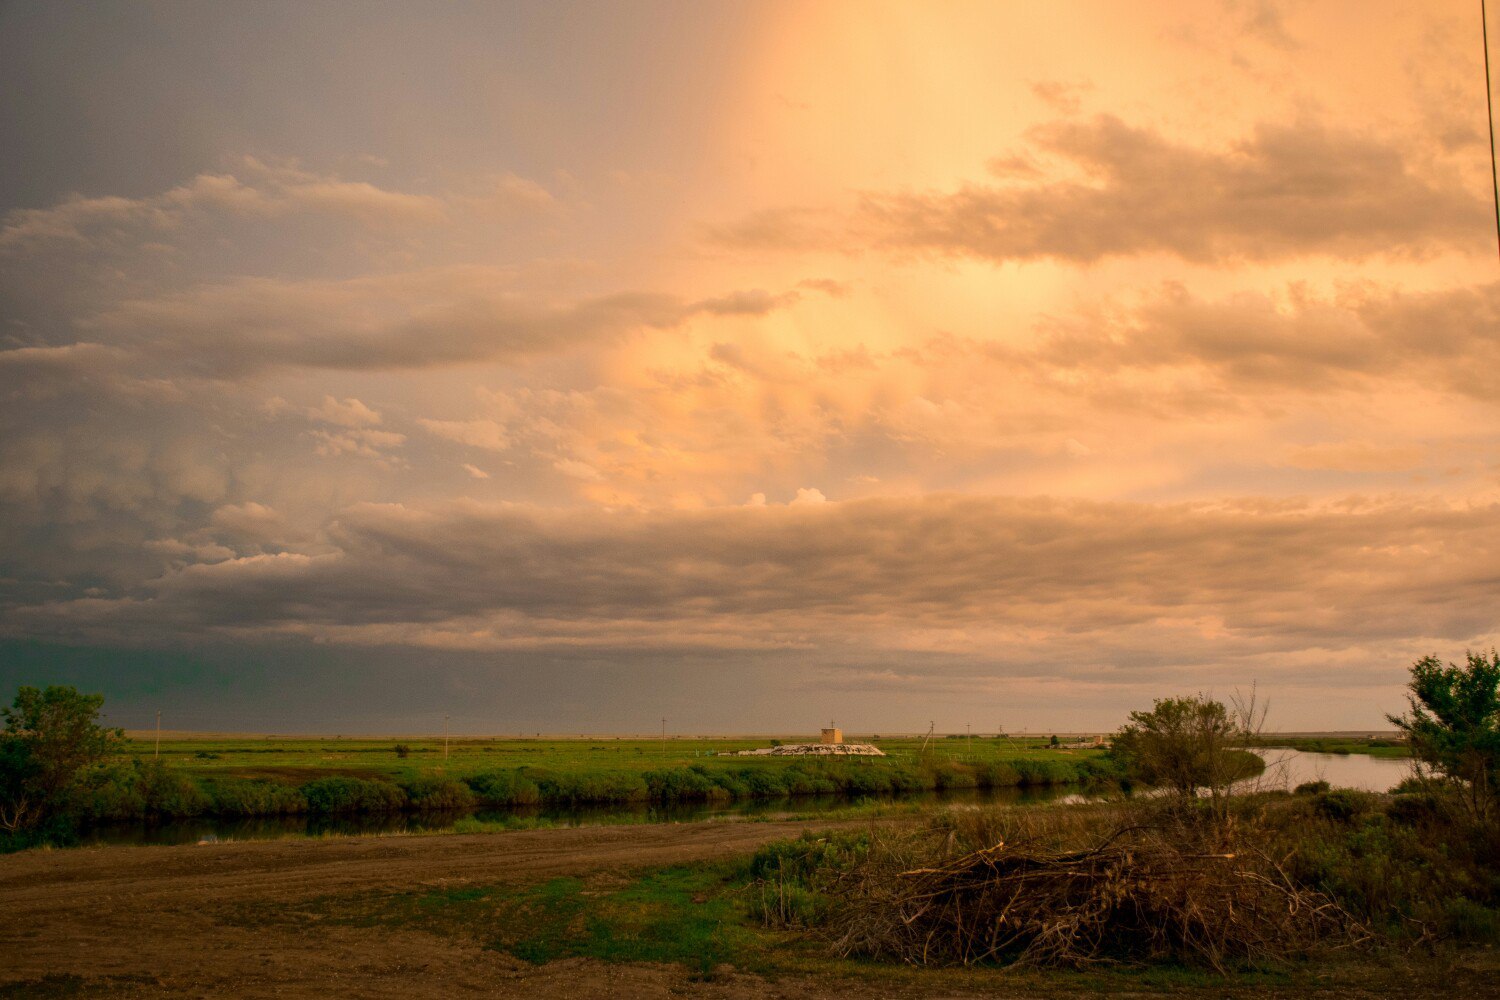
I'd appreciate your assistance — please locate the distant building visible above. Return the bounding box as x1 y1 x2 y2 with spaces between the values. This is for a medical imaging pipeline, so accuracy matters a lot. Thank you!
820 727 843 745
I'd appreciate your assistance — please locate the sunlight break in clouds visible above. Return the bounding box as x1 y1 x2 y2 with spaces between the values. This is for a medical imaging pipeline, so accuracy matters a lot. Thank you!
1 0 1498 732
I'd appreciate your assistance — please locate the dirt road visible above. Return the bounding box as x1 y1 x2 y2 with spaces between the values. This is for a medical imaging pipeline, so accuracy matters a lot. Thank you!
0 820 886 999
0 821 1489 999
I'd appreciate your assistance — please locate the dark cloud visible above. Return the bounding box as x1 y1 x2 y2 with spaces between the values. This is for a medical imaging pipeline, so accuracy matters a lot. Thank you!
0 272 803 379
715 116 1487 264
9 496 1497 674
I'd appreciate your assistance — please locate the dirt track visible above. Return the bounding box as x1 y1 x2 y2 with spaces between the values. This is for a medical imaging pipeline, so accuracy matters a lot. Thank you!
0 820 894 999
0 821 1490 999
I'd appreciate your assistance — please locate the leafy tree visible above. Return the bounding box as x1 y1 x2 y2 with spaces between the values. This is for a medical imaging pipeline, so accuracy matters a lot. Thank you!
1388 651 1500 821
0 686 123 831
1112 695 1242 799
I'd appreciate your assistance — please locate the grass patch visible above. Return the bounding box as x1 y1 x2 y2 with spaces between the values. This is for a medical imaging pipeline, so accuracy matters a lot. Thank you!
298 862 805 976
1256 737 1410 759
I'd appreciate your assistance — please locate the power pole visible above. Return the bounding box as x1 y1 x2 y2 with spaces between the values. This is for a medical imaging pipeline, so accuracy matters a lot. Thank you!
444 715 450 759
155 710 161 759
1484 0 1500 262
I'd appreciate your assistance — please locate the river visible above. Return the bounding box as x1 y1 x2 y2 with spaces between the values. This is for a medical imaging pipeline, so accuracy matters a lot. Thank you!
1245 747 1412 792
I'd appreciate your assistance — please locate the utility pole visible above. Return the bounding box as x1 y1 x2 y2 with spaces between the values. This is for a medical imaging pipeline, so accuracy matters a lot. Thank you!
444 715 450 759
660 716 666 758
155 710 161 758
1484 0 1500 263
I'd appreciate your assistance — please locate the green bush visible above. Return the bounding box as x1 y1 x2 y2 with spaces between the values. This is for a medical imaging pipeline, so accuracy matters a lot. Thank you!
400 776 475 811
739 768 791 797
1311 789 1370 823
301 776 407 814
642 767 722 802
536 771 649 804
203 778 307 816
465 769 541 806
746 830 871 928
136 760 211 817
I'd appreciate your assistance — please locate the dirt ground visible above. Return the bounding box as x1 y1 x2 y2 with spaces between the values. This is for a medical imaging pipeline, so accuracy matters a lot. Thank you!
1 821 1492 999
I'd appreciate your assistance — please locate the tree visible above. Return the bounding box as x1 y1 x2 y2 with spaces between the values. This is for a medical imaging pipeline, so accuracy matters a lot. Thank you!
1112 695 1244 800
1388 651 1500 821
0 686 123 831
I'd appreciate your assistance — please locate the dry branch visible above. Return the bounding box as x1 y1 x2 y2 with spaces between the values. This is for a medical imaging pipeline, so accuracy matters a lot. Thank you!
829 827 1367 970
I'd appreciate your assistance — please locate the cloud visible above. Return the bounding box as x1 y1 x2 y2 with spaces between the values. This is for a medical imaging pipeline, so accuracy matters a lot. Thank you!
1025 280 1500 402
8 495 1498 677
419 418 511 452
66 269 805 378
461 463 490 480
309 396 382 428
714 116 1486 264
309 428 406 460
0 161 452 250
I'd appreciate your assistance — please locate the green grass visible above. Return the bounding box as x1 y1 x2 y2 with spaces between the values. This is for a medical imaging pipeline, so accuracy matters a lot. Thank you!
316 863 785 975
91 734 1117 820
1255 737 1410 759
128 733 1106 784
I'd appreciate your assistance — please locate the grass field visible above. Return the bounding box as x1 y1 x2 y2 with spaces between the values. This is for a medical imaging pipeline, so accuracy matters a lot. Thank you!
30 733 1124 831
1254 736 1410 758
126 733 1106 785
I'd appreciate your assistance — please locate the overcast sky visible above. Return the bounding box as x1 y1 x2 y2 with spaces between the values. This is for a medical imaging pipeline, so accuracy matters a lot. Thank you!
2 0 1498 734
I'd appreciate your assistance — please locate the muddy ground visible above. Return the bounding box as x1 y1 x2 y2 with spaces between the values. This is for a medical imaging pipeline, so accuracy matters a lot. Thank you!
1 820 1493 998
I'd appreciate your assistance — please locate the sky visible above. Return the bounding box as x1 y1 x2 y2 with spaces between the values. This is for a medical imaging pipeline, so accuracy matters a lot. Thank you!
2 0 1498 735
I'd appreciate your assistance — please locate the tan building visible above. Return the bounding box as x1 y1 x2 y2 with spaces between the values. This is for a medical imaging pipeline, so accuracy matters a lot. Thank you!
820 727 843 745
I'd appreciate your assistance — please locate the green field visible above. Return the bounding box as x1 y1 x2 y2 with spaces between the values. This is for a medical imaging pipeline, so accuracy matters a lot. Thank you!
53 733 1124 830
1255 736 1410 759
129 733 1106 785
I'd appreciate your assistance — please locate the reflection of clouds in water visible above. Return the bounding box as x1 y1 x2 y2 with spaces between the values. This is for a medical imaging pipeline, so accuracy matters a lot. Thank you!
1244 749 1411 793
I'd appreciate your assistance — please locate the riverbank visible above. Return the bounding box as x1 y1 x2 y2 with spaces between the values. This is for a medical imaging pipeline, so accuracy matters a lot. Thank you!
9 734 1130 850
1256 736 1410 758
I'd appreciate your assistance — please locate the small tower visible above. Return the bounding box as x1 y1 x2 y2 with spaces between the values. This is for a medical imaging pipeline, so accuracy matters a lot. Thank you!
820 726 843 745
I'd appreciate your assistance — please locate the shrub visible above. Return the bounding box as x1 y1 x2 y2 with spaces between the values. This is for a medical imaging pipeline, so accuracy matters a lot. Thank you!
301 776 407 814
642 767 721 802
747 831 871 929
1294 780 1331 795
1310 789 1369 823
136 759 211 817
74 761 147 822
536 771 649 804
400 776 475 811
465 769 541 806
203 778 307 816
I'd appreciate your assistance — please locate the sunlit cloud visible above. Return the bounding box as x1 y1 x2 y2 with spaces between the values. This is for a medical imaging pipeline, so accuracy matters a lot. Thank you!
1 0 1495 729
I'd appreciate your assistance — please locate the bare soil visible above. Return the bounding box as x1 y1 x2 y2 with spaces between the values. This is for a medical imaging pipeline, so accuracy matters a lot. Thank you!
0 821 1491 999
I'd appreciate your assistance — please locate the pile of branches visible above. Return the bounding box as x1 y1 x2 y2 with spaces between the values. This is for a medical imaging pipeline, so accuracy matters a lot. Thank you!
829 828 1367 970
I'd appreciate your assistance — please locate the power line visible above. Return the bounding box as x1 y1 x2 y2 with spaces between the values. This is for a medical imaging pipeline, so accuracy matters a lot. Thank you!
1485 0 1500 263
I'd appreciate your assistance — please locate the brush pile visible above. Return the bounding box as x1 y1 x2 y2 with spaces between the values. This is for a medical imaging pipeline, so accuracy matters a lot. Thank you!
829 828 1366 970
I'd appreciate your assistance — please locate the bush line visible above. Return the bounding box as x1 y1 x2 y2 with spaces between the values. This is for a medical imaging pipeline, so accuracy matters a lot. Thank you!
47 755 1125 827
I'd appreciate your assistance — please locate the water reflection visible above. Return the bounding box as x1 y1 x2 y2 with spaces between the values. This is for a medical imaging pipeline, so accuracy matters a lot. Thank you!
1244 748 1412 793
82 782 1078 847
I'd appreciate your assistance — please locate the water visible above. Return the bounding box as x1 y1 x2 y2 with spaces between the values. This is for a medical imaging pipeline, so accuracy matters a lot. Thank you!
1242 748 1412 793
80 783 1076 847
